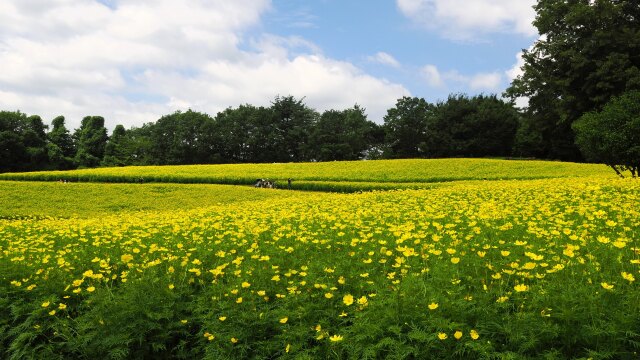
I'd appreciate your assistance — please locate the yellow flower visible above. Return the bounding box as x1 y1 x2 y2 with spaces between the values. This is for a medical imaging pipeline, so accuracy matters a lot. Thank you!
241 281 251 288
621 272 635 282
120 254 134 263
204 332 215 341
279 317 288 324
514 284 529 292
428 302 438 310
257 290 266 296
450 257 460 264
329 334 343 342
454 331 463 340
601 282 614 290
41 301 50 308
49 310 56 316
285 344 291 353
230 337 238 344
168 284 175 290
501 251 510 257
437 332 447 340
58 303 67 310
470 329 479 340
343 294 354 306
219 316 227 321
357 296 368 306
324 293 333 299
236 297 243 303
87 286 96 292
180 319 188 324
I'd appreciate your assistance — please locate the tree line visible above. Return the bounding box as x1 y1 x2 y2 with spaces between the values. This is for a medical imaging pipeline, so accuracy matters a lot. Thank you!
0 94 522 172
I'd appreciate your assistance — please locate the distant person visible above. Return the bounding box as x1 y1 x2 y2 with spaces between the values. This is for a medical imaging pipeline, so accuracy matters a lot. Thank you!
288 178 292 190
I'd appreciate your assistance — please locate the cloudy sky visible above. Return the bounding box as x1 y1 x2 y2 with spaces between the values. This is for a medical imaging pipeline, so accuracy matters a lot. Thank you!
0 0 537 130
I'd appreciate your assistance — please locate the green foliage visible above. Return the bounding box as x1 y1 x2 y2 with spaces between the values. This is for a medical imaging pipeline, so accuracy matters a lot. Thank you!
573 90 640 177
506 0 640 161
309 105 382 161
74 116 108 168
383 96 432 158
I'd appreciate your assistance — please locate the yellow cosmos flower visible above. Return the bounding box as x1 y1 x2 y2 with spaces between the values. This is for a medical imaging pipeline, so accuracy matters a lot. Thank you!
41 301 50 308
450 257 460 264
168 284 175 290
58 303 67 310
257 290 266 296
454 331 463 340
357 296 368 306
204 332 215 341
285 344 290 353
621 272 635 282
230 337 238 344
343 294 354 306
470 329 479 340
437 332 447 340
236 297 243 304
514 284 529 292
120 254 134 263
87 286 95 292
428 302 438 310
324 293 334 299
241 282 251 288
329 335 343 342
279 317 288 324
219 316 227 321
601 282 614 290
49 310 56 316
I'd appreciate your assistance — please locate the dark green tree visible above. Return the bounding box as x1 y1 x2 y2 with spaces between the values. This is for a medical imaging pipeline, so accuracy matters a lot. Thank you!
74 116 108 168
149 110 216 165
383 97 432 158
270 96 318 162
309 105 380 161
47 116 75 170
424 94 519 158
102 125 129 166
0 111 46 172
573 90 640 177
506 0 640 160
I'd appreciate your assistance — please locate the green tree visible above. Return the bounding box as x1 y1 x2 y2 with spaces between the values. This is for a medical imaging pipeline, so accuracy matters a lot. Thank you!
47 116 75 170
74 116 108 168
424 94 519 158
506 0 640 160
309 105 381 161
149 110 216 165
102 125 129 166
573 90 640 177
0 111 48 172
270 96 318 162
383 97 432 158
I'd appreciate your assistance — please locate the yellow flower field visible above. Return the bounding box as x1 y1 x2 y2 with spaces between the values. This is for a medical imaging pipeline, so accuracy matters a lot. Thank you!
1 172 638 358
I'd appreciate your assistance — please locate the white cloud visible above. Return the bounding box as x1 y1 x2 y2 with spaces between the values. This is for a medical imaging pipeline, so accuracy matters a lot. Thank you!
421 64 503 91
0 0 408 129
421 65 444 87
396 0 537 40
468 72 502 90
368 52 401 68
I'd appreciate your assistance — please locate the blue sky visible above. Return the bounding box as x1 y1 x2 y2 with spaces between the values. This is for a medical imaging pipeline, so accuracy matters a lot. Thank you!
0 0 537 129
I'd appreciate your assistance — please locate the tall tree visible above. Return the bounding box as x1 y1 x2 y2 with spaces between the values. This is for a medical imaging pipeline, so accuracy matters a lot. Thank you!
383 97 432 158
424 94 519 158
47 116 75 169
270 96 318 162
102 125 129 166
506 0 640 160
309 105 380 161
74 116 108 168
